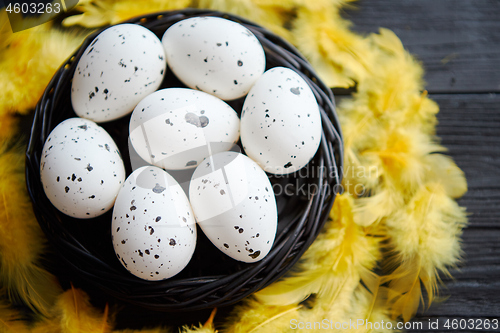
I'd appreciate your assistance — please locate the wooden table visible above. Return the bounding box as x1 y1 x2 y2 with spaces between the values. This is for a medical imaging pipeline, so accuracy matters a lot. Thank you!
344 1 500 330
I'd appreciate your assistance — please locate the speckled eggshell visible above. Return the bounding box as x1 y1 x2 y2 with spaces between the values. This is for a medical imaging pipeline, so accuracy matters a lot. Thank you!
240 67 322 175
71 24 166 123
162 16 265 101
189 152 277 263
40 118 125 219
129 88 240 170
112 166 196 281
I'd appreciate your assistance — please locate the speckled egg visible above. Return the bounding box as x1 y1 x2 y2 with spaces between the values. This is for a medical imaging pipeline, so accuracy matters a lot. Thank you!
240 67 322 175
71 24 166 123
40 118 125 219
112 166 196 281
162 16 265 101
189 152 277 263
129 88 240 170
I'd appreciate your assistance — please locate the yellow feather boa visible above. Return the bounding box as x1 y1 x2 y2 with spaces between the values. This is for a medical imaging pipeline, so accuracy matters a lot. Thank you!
0 1 467 332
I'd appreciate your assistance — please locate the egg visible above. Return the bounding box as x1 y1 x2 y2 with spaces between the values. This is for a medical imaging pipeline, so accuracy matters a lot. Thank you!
71 24 166 123
162 16 265 101
112 166 196 281
40 118 125 219
240 67 322 175
189 152 277 263
129 88 240 170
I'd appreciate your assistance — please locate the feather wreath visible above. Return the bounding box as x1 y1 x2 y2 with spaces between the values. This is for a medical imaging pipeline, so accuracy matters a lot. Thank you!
0 0 467 332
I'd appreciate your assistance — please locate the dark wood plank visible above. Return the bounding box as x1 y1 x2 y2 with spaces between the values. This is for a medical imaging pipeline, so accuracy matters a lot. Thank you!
342 0 500 93
434 93 500 228
407 93 500 326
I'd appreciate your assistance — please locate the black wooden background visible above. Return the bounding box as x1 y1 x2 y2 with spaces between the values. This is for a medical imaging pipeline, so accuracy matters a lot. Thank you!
343 0 500 331
9 0 498 331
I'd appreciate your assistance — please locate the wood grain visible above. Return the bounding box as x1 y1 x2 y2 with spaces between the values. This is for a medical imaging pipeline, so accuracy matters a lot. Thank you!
341 0 500 328
410 94 500 328
343 0 500 94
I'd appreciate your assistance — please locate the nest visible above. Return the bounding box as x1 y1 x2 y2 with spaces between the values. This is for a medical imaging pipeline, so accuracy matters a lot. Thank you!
25 9 343 312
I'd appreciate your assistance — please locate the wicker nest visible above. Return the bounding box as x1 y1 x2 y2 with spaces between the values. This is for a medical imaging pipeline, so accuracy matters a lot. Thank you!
25 9 343 312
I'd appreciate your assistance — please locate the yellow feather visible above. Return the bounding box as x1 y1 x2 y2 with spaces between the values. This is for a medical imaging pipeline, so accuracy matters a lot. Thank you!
383 183 467 321
336 28 434 145
292 7 373 88
0 10 12 53
385 261 423 322
180 322 217 332
180 308 218 333
372 128 444 189
348 276 395 333
423 153 467 199
403 91 440 135
0 22 84 117
256 194 381 306
352 188 402 227
32 286 113 333
0 299 30 333
0 143 62 316
351 127 446 226
63 0 192 27
223 298 300 333
195 0 294 41
293 0 356 12
113 328 170 333
0 116 19 144
294 279 352 330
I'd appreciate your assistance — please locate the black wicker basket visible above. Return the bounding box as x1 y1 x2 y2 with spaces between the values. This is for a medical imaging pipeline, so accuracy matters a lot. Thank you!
25 9 343 312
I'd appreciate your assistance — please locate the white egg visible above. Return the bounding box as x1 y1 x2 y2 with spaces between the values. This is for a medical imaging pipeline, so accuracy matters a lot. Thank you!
71 24 166 123
112 166 196 281
189 152 277 263
129 88 240 170
240 67 322 175
40 118 125 219
162 16 265 100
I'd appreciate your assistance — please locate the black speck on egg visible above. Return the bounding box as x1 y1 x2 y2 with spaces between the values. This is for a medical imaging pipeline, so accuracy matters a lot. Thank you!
249 250 261 259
